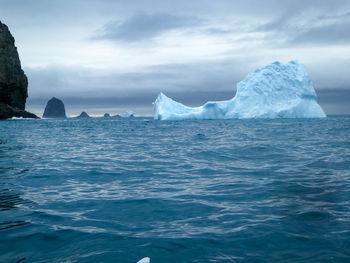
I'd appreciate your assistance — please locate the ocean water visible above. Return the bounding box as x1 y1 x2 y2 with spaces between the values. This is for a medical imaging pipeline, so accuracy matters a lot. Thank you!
0 116 350 263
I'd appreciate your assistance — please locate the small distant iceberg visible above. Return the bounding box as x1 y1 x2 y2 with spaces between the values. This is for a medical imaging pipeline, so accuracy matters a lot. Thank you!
154 61 326 120
120 110 135 118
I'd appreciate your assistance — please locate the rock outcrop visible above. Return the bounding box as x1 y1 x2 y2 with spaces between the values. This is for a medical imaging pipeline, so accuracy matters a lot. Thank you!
0 103 38 119
43 97 66 118
0 21 38 119
103 113 111 118
77 111 90 118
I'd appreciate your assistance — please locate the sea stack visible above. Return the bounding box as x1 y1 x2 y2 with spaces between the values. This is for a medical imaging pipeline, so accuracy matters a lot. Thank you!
43 97 66 118
77 111 90 118
0 21 38 119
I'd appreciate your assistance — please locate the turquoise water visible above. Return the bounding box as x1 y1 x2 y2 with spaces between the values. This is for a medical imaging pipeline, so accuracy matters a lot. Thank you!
1 117 350 263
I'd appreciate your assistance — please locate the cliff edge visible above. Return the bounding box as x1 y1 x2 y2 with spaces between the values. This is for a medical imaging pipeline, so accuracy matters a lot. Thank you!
0 21 38 119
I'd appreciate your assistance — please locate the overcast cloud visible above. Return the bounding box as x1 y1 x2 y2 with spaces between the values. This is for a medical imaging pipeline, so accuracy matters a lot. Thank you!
95 12 202 42
0 0 349 116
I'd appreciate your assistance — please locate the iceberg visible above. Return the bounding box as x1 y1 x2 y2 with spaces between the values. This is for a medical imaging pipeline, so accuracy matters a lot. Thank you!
154 61 326 120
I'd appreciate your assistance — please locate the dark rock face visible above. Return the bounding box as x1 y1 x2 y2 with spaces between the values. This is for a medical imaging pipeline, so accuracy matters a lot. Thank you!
0 21 38 119
43 97 66 118
103 113 111 118
0 102 38 119
77 111 90 118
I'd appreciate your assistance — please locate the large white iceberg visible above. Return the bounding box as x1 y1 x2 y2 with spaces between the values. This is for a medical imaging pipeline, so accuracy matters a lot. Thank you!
153 61 326 120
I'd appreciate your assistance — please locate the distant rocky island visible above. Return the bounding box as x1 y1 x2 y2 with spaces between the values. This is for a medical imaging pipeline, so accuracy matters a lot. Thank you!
77 111 90 118
43 97 66 118
0 21 38 119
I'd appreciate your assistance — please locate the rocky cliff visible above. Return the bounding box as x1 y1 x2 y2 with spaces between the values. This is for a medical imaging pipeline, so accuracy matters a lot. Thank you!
0 21 38 119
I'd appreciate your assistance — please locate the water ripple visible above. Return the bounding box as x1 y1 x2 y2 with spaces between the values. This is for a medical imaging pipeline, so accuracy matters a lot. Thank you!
0 116 349 262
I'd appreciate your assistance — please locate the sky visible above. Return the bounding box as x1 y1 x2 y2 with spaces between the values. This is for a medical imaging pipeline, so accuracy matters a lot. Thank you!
0 0 349 116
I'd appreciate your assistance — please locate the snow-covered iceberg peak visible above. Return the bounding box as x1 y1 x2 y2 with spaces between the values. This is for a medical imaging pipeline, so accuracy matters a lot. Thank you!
153 61 326 120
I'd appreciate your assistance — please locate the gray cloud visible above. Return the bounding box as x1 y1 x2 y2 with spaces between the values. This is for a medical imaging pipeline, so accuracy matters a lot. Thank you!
94 12 201 42
317 89 350 115
25 59 246 98
257 8 350 46
291 15 350 45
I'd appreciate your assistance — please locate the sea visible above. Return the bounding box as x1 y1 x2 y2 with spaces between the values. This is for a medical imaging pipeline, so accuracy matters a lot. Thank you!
0 116 350 263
